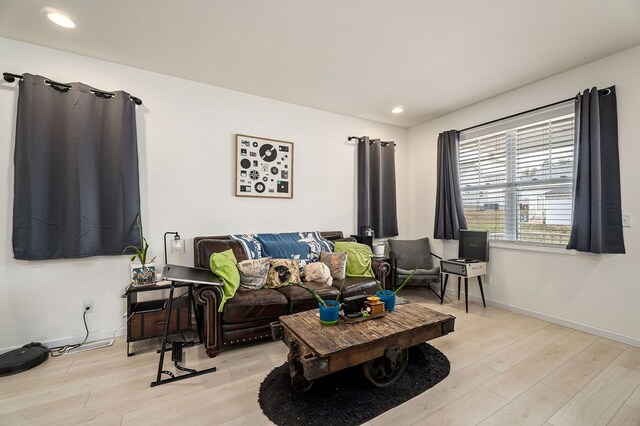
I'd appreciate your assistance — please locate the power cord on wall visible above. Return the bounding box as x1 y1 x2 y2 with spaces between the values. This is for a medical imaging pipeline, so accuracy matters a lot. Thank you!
48 308 90 357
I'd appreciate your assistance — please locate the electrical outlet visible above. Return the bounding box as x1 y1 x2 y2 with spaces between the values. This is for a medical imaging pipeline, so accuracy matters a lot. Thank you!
83 300 94 312
622 214 632 228
484 274 491 284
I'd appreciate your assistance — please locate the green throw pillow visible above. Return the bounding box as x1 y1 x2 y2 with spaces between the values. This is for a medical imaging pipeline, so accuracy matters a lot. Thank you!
210 249 240 312
334 241 374 278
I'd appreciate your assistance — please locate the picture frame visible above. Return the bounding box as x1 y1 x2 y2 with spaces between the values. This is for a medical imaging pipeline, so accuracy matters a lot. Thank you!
235 134 294 198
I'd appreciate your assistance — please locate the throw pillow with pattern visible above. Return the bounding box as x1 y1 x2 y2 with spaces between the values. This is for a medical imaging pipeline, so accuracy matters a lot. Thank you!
266 259 301 288
237 257 271 290
320 251 347 280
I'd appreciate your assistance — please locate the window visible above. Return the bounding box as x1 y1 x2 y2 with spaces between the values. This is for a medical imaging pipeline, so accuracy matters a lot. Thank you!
459 102 575 246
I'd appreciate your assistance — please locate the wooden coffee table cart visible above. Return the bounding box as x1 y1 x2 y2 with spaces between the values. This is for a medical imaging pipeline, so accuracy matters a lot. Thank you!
272 303 455 392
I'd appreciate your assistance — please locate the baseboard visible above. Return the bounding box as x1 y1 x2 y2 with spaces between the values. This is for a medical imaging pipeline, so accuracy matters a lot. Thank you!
0 327 126 354
442 288 640 347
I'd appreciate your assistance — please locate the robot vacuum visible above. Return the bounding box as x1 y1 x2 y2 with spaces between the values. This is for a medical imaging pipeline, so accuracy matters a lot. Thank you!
0 342 49 376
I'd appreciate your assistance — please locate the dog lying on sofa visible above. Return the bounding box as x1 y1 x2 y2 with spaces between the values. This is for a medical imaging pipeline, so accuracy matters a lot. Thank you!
193 231 390 358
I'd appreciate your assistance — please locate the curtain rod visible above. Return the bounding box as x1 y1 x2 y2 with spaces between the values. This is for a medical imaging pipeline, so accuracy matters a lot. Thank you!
348 136 396 146
456 97 575 134
456 86 614 134
3 72 143 105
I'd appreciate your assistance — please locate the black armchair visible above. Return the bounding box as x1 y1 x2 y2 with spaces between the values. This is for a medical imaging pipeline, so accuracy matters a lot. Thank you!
388 237 442 301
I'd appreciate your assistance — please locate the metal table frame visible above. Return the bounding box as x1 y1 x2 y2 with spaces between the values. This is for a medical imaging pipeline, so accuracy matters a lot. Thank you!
151 280 219 387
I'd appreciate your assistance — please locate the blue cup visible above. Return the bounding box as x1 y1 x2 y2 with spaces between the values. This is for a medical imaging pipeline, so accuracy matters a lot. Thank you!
319 300 340 324
376 290 396 312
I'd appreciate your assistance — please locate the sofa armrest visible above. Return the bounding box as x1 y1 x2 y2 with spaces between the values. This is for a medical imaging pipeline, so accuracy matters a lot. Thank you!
194 285 224 358
371 258 391 290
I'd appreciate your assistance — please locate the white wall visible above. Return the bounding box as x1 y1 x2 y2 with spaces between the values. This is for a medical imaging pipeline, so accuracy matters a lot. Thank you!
403 45 640 345
0 37 407 351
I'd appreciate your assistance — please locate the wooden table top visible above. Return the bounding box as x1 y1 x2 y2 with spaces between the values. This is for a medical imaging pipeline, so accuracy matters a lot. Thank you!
279 303 454 358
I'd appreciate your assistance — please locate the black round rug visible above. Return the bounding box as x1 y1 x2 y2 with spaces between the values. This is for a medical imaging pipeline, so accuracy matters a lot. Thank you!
258 343 450 426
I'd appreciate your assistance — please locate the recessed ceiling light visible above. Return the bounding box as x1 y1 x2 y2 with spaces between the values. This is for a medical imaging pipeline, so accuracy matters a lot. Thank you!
391 106 404 114
47 12 75 28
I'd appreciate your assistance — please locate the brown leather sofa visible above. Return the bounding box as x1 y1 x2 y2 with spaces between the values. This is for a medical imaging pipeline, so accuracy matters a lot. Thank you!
193 231 390 358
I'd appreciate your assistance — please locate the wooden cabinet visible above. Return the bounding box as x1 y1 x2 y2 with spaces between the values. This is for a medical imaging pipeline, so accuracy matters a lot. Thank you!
123 284 193 356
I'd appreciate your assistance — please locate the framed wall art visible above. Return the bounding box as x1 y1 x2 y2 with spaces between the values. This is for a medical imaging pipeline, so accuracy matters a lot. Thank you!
235 134 294 198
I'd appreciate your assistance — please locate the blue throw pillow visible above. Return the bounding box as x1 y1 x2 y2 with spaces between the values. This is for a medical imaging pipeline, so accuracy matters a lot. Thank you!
257 233 310 260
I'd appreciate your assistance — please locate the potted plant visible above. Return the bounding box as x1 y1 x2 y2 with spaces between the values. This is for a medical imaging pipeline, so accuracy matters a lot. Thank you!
124 214 156 285
298 283 341 325
375 267 417 312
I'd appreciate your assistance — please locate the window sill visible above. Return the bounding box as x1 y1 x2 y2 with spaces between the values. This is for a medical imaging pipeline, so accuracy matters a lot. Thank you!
489 240 578 256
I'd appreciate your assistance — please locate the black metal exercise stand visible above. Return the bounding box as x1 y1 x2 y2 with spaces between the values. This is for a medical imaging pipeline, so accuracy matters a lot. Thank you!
151 281 217 387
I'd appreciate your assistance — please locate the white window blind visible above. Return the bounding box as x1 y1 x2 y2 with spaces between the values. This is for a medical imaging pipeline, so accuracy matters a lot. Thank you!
459 102 575 246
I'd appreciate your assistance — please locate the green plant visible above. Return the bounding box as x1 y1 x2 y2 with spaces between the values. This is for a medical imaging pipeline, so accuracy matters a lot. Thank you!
297 283 341 308
368 270 385 293
393 267 418 295
123 214 150 265
369 267 416 294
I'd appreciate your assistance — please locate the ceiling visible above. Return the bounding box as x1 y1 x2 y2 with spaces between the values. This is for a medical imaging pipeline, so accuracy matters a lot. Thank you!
1 1 639 127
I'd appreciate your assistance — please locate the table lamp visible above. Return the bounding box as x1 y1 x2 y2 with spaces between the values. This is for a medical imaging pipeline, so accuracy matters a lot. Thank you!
163 231 186 264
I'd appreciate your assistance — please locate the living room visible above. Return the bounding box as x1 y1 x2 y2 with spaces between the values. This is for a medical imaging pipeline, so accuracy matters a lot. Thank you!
1 1 639 425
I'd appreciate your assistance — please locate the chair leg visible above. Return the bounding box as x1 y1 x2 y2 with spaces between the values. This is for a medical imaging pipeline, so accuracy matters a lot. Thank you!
478 276 486 308
457 277 461 300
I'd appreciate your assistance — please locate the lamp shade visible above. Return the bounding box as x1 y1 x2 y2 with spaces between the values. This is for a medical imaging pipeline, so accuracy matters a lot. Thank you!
170 236 186 254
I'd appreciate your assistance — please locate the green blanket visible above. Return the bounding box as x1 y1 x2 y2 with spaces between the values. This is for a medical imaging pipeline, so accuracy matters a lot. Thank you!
334 241 374 278
210 249 240 312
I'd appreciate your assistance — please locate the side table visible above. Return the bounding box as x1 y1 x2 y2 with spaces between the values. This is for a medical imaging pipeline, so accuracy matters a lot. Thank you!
122 282 195 356
439 259 487 313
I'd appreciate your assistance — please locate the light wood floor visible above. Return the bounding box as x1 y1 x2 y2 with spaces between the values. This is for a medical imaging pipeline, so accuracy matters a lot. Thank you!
2 288 640 426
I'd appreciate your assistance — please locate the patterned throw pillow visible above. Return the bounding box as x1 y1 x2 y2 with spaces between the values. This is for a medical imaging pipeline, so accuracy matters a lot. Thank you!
320 251 347 280
266 259 301 288
237 257 271 290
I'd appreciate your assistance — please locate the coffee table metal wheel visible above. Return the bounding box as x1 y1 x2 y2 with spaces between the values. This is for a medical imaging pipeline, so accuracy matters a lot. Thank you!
362 346 408 387
290 368 313 392
288 341 313 392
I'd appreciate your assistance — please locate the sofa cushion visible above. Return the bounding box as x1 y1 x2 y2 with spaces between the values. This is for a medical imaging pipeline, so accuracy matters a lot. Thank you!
398 266 440 276
276 282 340 313
257 233 310 261
222 288 288 323
332 277 378 299
266 259 301 288
255 232 335 263
237 257 271 290
320 251 347 280
302 262 333 285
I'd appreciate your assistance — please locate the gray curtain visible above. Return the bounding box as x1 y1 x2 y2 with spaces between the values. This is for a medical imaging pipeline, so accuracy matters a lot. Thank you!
434 130 467 240
567 87 625 253
357 137 398 238
12 74 141 260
